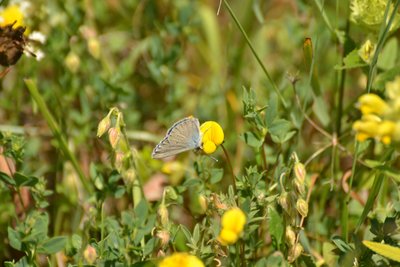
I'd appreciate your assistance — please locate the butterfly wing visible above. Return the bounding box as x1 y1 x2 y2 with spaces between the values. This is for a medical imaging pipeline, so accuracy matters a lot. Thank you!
152 117 202 159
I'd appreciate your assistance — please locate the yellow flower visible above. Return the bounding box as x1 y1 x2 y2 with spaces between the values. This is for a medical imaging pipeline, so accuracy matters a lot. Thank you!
218 208 246 246
200 121 224 154
158 252 204 267
357 94 389 115
353 114 396 144
0 5 24 27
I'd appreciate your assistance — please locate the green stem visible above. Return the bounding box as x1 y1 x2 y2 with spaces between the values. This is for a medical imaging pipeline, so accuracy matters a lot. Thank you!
24 79 92 194
221 144 237 196
223 0 287 108
366 0 400 93
342 141 359 242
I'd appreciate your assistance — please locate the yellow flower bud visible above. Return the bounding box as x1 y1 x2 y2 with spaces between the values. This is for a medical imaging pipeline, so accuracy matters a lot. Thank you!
277 192 290 212
218 228 239 246
358 40 375 64
200 121 224 154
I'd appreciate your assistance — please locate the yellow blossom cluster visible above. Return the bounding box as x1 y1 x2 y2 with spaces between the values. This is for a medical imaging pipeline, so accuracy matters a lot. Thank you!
218 207 246 246
353 76 400 144
158 252 204 267
200 121 224 154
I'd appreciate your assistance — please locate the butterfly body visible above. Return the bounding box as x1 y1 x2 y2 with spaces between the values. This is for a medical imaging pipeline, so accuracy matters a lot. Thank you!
152 117 202 159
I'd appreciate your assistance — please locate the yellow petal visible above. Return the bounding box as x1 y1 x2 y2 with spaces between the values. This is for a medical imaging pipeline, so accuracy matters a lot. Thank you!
221 208 246 234
358 94 389 115
218 228 238 246
159 252 204 267
0 5 24 27
202 140 216 154
200 121 224 146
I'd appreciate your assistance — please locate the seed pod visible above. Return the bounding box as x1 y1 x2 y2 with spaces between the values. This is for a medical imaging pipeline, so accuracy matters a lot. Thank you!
158 204 169 226
294 162 306 183
97 116 111 137
108 127 120 148
278 192 290 213
288 243 303 263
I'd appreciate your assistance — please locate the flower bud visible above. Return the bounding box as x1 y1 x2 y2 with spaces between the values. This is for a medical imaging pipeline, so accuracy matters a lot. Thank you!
156 230 170 247
288 243 303 263
285 226 296 246
158 204 169 226
278 192 290 213
83 245 97 264
293 178 306 197
294 162 306 183
88 37 101 59
198 195 208 214
97 116 111 137
164 186 178 201
114 151 124 171
65 52 80 73
108 127 120 148
123 168 136 185
296 198 308 217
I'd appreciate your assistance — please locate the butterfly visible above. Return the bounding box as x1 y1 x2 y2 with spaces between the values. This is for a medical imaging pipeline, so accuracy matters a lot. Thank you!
152 117 203 159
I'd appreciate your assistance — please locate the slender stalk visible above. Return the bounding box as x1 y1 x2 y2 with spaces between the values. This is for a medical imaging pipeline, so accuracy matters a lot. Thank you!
223 0 287 108
24 79 92 194
221 144 237 196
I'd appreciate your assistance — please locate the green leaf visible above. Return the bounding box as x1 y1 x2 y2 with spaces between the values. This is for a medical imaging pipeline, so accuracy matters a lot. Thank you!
14 172 39 187
331 236 352 252
335 49 367 70
242 131 263 148
373 66 400 90
37 236 67 254
0 171 16 186
269 119 296 143
134 199 148 226
7 227 21 251
210 168 223 184
267 206 283 248
377 37 398 70
313 96 330 126
363 240 400 262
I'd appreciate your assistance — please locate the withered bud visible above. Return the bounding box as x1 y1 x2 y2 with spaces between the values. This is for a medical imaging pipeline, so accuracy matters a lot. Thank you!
288 243 303 263
97 116 111 137
293 178 306 197
108 127 120 148
285 226 296 246
156 230 170 247
83 245 97 264
114 151 125 171
296 198 308 218
123 168 136 185
294 162 306 183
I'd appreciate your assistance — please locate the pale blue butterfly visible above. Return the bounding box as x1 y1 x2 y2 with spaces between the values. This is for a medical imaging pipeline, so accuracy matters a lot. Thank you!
152 117 203 159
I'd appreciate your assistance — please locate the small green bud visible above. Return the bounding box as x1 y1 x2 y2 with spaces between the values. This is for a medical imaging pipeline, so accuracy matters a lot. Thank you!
97 116 111 137
296 198 308 217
